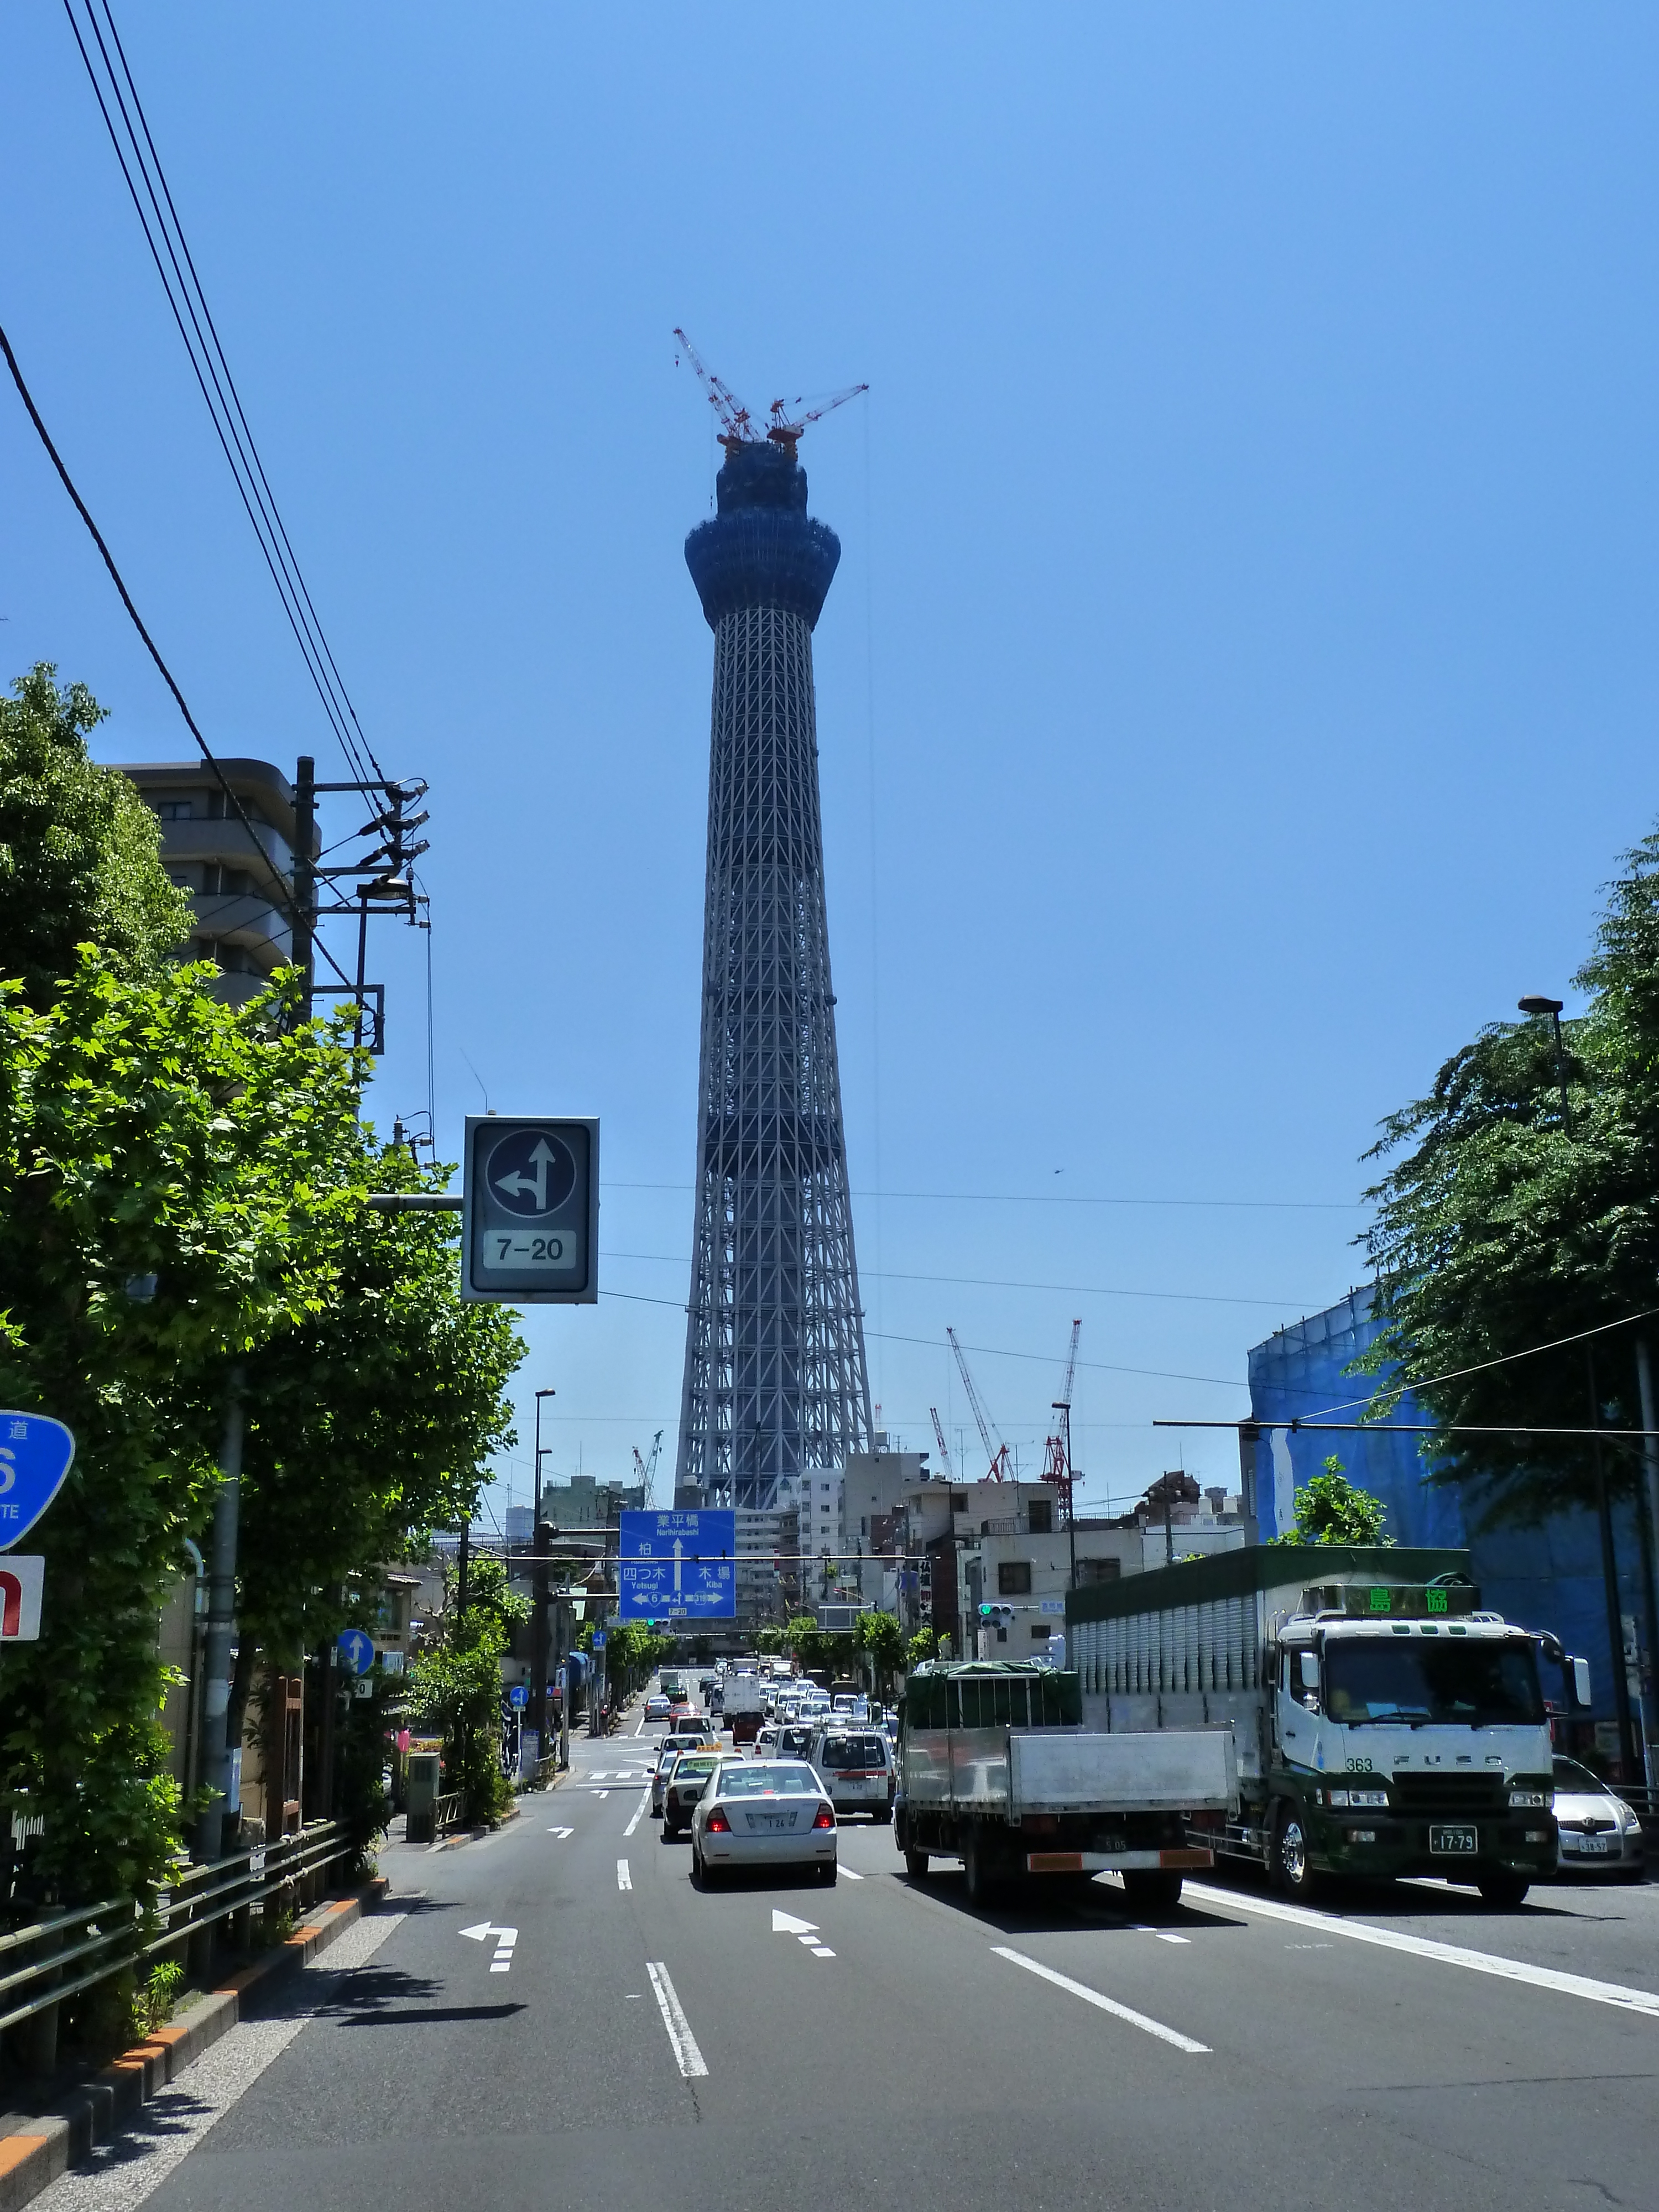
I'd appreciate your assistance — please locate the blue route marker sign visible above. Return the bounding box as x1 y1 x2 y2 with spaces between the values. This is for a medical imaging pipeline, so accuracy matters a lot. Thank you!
0 1412 75 1552
617 1509 736 1621
337 1628 375 1677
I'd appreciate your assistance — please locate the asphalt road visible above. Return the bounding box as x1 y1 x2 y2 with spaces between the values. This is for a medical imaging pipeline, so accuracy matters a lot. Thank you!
37 1704 1659 2212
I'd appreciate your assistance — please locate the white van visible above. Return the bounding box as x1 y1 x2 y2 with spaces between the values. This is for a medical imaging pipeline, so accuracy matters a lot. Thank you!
808 1724 894 1823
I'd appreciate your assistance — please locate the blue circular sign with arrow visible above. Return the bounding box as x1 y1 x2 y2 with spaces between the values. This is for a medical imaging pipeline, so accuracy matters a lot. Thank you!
337 1628 375 1677
486 1128 576 1220
0 1413 75 1551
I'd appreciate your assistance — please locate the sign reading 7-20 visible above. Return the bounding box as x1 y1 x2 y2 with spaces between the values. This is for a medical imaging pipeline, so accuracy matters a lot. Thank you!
617 1510 735 1621
461 1117 598 1305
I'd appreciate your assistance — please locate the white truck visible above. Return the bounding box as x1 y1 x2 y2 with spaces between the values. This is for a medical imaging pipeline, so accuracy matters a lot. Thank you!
722 1672 766 1746
894 1660 1235 1911
1065 1545 1574 1906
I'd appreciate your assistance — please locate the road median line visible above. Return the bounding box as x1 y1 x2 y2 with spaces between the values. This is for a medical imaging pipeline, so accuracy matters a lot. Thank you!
992 1945 1211 2053
1182 1881 1659 2020
646 1961 708 2078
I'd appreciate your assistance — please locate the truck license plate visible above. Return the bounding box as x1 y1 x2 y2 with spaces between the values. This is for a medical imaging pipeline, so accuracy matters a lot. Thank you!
1429 1824 1478 1855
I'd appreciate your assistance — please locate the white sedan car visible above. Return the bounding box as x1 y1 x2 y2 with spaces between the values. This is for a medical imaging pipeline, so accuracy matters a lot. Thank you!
691 1759 837 1888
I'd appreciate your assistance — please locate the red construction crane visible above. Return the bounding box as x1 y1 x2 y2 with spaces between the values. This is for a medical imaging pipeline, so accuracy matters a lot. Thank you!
1042 1319 1082 1507
672 327 755 452
765 382 869 456
928 1407 955 1481
947 1327 1010 1482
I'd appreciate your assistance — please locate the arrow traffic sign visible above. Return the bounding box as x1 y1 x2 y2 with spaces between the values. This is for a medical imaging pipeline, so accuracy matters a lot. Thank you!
462 1116 597 1305
336 1629 374 1677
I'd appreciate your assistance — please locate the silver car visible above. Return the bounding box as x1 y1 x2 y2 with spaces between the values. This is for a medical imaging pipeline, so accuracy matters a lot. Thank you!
692 1759 837 1887
1552 1754 1646 1880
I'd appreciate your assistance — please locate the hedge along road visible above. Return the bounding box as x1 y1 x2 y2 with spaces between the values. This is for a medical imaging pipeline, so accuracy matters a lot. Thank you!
35 1718 1659 2212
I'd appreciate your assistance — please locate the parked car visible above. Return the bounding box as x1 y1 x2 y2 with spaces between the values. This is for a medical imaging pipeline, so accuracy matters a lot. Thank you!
662 1751 724 1837
1552 1755 1647 1880
691 1759 837 1887
808 1725 895 1822
643 1694 671 1723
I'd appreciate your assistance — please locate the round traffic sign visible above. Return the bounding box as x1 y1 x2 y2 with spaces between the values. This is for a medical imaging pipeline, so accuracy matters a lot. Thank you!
486 1128 577 1220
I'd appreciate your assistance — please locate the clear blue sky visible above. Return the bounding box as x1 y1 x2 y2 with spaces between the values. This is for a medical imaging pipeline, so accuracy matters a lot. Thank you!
3 7 1655 1528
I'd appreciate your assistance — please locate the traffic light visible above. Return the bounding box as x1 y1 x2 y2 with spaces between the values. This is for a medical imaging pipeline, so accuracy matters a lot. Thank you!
978 1602 1014 1644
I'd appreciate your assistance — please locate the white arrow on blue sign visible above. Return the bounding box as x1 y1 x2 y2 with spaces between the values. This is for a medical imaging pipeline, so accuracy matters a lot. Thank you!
0 1413 75 1552
509 1684 528 1709
337 1628 375 1677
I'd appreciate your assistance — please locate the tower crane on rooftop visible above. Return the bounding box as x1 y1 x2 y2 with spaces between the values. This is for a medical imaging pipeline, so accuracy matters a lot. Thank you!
947 1327 1010 1482
1043 1319 1082 1509
765 382 869 456
633 1430 664 1509
674 329 867 458
928 1407 955 1481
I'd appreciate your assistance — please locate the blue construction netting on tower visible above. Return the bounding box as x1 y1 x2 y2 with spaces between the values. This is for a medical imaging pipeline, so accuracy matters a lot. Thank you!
1245 1288 1650 1743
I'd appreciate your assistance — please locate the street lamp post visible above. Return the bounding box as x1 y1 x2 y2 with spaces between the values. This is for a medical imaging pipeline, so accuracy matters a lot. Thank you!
530 1388 556 1777
1518 994 1642 1782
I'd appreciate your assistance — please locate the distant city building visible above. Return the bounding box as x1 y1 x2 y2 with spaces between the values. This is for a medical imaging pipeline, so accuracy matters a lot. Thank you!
121 759 311 1005
504 1505 534 1546
539 1475 645 1530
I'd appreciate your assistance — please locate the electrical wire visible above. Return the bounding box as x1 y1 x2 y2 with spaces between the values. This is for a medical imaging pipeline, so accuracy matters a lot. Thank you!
62 0 385 790
601 1180 1361 1212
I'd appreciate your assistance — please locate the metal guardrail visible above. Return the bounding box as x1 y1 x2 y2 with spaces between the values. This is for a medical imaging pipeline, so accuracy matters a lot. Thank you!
0 1820 353 2061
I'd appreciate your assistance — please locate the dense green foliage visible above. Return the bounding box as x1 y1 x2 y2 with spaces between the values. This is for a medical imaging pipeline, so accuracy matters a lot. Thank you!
856 1609 905 1694
1362 828 1659 1524
906 1625 939 1670
1274 1458 1391 1546
410 1558 527 1824
0 666 192 1008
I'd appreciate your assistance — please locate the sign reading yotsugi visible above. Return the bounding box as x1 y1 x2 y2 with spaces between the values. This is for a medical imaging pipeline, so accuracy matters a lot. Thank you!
461 1117 598 1304
616 1509 736 1621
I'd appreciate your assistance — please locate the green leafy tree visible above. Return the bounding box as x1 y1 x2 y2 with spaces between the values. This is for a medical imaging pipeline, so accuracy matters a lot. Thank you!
1275 1457 1391 1546
906 1625 938 1671
753 1625 783 1656
856 1609 906 1696
0 665 191 1005
784 1613 825 1672
1362 827 1659 1525
409 1557 526 1824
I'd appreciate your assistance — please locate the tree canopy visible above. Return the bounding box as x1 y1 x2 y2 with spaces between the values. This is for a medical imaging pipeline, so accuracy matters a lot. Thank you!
0 665 192 1005
1275 1458 1390 1546
1361 826 1659 1525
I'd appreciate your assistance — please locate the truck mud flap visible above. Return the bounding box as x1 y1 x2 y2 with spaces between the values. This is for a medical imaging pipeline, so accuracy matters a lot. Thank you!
1025 1847 1213 1875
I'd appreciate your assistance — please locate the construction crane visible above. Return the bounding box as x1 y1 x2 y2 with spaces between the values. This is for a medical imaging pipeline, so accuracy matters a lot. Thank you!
632 1430 664 1509
1043 1319 1082 1507
928 1407 955 1481
765 382 869 456
947 1327 1010 1482
674 328 865 458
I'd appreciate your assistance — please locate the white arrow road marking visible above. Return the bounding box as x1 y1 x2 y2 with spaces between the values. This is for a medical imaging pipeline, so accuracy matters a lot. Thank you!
617 1859 632 1891
993 1946 1209 2053
460 1921 519 1975
548 1826 575 1839
624 1790 649 1837
771 1909 818 1935
1182 1881 1659 2019
646 1961 708 2078
595 1790 611 1799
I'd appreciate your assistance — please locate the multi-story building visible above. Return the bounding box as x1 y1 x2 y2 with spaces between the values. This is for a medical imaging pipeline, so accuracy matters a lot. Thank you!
539 1477 645 1531
838 1444 928 1608
734 1504 801 1630
122 759 309 1005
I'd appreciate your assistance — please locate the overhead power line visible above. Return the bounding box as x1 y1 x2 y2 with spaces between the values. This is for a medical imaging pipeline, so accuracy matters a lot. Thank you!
62 0 384 790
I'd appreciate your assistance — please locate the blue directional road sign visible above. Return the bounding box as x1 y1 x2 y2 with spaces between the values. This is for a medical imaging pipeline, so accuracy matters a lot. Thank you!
336 1628 375 1677
0 1413 75 1552
508 1683 528 1710
617 1510 736 1621
462 1117 598 1305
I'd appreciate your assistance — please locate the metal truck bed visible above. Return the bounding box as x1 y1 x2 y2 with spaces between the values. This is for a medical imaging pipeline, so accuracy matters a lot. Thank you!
904 1726 1235 1819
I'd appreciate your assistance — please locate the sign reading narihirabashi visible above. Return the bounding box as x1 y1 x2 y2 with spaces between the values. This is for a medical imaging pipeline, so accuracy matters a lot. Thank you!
617 1509 736 1620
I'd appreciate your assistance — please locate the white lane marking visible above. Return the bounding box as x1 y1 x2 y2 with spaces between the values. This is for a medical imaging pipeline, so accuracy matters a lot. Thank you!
772 1908 817 1934
460 1919 518 1973
838 1865 864 1879
811 1945 835 1958
993 1946 1211 2054
796 1933 818 1945
1183 1882 1659 2021
591 1771 609 1782
1153 1932 1190 1945
36 1914 407 2212
624 1789 649 1837
646 1961 709 2078
617 1858 632 1891
548 1825 575 1839
596 1790 611 1799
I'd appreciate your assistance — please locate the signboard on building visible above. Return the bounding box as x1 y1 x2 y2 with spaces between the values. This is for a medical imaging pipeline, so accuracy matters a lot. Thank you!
617 1509 736 1621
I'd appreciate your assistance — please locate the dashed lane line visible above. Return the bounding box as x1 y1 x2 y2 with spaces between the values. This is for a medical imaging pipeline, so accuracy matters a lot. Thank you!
624 1790 649 1838
1182 1881 1659 2021
646 1961 709 2078
993 1946 1211 2054
617 1859 633 1891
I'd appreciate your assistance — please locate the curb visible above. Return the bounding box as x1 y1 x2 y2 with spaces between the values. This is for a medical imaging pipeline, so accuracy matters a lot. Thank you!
0 1875 389 2212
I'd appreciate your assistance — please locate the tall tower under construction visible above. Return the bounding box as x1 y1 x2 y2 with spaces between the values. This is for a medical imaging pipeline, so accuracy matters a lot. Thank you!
676 433 874 1510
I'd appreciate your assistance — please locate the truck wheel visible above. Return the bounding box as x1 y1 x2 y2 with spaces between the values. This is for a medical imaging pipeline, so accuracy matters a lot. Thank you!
1272 1799 1318 1900
904 1847 930 1880
1477 1871 1530 1908
1120 1869 1183 1917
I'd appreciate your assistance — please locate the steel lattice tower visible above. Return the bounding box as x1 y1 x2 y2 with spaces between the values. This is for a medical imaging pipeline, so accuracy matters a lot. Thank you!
676 437 873 1510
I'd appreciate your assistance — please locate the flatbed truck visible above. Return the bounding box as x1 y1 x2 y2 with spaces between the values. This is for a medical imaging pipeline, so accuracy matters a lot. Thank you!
1065 1545 1567 1906
894 1660 1236 1910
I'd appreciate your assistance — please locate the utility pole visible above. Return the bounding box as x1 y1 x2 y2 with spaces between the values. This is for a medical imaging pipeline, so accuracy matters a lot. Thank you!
530 1389 555 1774
196 1367 246 1863
292 754 316 1021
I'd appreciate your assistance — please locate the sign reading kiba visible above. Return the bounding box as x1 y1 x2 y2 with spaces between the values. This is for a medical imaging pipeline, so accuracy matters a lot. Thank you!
617 1509 736 1621
461 1117 599 1305
0 1413 75 1550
